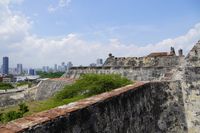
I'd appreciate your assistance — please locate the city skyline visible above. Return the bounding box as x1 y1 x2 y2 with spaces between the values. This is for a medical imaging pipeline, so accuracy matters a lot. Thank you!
0 56 73 69
0 0 200 67
0 56 74 76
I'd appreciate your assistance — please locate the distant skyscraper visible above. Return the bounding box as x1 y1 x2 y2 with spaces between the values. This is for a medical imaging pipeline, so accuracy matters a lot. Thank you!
67 62 73 71
29 69 35 75
90 63 96 67
61 62 66 72
17 64 23 75
96 58 103 66
61 62 65 66
42 66 49 72
58 66 62 72
2 57 9 75
54 64 57 72
0 65 2 74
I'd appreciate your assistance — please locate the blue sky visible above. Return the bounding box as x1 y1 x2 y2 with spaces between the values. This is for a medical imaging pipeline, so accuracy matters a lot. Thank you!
0 0 200 67
12 0 200 44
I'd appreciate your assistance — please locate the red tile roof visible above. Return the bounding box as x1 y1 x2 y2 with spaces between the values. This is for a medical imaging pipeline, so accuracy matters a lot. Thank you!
147 52 169 57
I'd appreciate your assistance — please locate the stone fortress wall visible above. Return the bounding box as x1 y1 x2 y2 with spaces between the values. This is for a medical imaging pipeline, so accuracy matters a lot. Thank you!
0 78 74 108
180 40 200 132
0 81 188 133
103 46 182 67
61 40 200 133
1 40 200 133
63 47 185 81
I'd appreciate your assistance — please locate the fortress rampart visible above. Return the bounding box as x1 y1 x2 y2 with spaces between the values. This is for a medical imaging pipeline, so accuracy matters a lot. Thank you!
1 40 200 133
63 49 185 81
0 81 187 133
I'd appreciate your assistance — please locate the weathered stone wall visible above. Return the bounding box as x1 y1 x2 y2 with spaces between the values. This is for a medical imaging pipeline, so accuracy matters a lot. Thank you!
34 79 74 100
0 79 73 108
180 40 200 132
0 81 187 133
103 55 182 67
186 40 200 67
164 40 200 133
63 56 184 81
64 66 173 81
0 85 37 107
0 85 28 94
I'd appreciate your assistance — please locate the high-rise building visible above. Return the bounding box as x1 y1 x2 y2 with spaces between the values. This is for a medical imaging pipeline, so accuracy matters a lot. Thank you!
61 62 66 72
29 69 35 75
17 64 23 75
54 64 57 72
90 63 96 67
0 65 2 74
2 57 9 75
61 62 65 66
66 62 73 71
42 66 49 72
58 65 62 72
96 58 103 66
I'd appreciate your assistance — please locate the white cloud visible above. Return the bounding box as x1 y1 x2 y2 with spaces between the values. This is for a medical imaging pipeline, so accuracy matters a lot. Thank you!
48 0 72 13
0 1 200 68
59 0 71 7
47 5 57 13
0 0 23 5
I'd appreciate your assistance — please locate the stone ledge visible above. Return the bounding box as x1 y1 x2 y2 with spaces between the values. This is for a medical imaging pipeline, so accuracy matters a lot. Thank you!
49 78 75 82
0 81 146 133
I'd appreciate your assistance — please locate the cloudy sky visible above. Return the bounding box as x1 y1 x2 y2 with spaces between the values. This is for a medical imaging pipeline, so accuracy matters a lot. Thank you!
0 0 200 68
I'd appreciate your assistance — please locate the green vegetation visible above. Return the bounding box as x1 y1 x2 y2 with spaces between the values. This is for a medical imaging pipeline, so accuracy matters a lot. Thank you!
16 81 32 88
35 74 131 113
37 71 65 78
55 74 132 101
0 83 14 90
0 74 132 122
0 103 29 123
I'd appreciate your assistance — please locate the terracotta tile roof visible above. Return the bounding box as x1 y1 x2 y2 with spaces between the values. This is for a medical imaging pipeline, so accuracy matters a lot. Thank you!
147 52 169 57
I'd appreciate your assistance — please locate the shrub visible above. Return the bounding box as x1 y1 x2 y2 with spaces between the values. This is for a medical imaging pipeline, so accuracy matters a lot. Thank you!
18 103 29 114
55 74 132 101
0 103 29 123
37 71 65 78
2 111 22 122
0 83 14 90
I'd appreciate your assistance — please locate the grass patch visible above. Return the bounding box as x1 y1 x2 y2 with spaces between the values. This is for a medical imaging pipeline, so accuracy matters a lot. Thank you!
0 83 14 90
0 74 132 123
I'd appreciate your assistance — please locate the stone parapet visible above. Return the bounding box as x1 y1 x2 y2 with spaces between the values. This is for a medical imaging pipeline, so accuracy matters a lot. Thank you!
0 81 187 133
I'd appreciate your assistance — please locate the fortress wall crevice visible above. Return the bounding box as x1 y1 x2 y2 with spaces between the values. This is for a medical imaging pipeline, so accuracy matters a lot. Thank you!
0 81 187 133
